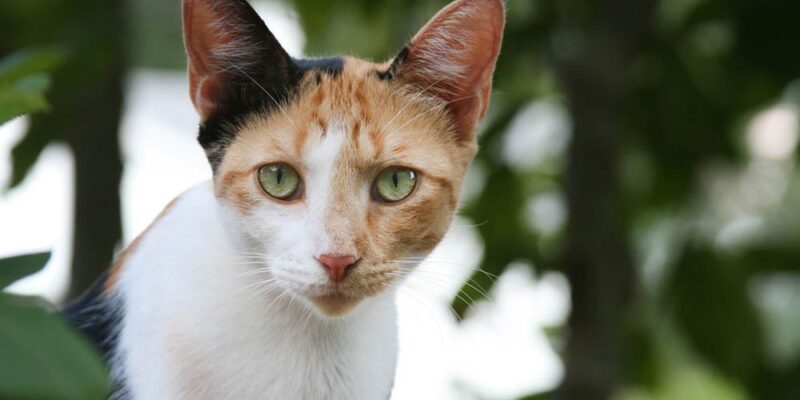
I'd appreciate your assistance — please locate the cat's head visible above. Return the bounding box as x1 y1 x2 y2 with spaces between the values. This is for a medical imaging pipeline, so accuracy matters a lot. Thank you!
182 0 504 316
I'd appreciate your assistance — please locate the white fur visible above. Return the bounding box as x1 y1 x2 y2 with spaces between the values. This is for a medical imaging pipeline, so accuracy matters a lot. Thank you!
117 120 399 400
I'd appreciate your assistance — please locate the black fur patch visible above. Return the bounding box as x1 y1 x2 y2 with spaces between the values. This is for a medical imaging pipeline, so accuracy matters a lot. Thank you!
198 56 345 172
294 56 344 79
62 273 128 398
376 46 409 81
62 273 119 361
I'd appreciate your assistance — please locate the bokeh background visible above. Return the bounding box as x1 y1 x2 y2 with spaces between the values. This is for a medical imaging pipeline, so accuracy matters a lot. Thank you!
1 0 800 399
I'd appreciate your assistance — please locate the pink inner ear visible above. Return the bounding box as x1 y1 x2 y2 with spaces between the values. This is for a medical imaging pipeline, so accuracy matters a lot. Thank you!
400 0 505 140
192 74 223 120
183 0 244 120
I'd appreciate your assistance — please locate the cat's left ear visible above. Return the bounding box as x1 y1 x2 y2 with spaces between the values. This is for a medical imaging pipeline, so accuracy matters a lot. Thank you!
386 0 505 141
183 0 296 121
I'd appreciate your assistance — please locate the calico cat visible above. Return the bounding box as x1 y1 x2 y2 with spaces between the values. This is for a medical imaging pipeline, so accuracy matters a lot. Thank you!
64 0 504 398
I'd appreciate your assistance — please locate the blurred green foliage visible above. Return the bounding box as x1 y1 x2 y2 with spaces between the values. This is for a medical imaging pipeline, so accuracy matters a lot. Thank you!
0 10 114 400
0 253 108 400
2 0 126 299
1 0 126 188
130 0 184 69
0 50 62 125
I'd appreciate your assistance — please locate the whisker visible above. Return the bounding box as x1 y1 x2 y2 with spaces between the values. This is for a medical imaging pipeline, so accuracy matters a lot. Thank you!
449 220 490 229
382 76 449 132
376 266 488 309
239 268 272 278
397 266 499 308
396 257 500 280
392 93 481 134
403 269 493 302
396 287 449 345
242 278 282 302
262 289 292 316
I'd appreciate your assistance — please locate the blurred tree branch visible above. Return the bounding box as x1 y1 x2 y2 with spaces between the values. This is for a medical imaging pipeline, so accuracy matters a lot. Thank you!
554 0 658 398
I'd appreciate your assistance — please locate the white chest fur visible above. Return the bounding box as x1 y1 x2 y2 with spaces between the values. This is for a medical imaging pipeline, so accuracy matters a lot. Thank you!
115 183 398 400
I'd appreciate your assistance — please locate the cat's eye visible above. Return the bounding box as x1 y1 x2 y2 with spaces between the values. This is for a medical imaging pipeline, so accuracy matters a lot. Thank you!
372 167 417 203
258 163 301 200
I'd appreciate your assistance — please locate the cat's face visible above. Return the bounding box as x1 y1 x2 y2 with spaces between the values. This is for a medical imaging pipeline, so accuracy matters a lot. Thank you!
183 0 504 316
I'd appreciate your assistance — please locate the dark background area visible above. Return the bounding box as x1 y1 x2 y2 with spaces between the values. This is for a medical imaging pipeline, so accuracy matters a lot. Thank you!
2 0 800 399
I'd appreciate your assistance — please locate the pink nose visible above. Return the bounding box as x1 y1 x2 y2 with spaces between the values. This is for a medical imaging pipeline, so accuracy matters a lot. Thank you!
317 254 358 282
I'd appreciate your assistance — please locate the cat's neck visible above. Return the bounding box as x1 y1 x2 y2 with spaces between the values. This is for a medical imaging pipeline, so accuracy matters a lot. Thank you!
113 182 398 400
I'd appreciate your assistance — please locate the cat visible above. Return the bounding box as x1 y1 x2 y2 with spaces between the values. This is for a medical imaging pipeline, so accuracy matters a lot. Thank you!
64 0 504 398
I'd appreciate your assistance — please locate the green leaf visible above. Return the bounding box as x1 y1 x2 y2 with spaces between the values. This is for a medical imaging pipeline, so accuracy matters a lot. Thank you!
0 49 62 88
0 49 61 126
0 252 50 289
0 50 63 187
0 294 108 400
13 74 51 93
0 86 51 125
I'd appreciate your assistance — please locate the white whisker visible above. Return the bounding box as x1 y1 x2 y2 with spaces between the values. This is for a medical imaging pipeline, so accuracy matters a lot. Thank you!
382 76 449 132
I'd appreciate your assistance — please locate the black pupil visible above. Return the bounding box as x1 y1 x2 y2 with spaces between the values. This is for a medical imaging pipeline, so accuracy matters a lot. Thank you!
276 167 283 184
392 171 399 188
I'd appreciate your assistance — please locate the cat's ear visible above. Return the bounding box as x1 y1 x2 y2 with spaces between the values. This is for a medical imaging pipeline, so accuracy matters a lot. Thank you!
386 0 504 141
182 0 295 121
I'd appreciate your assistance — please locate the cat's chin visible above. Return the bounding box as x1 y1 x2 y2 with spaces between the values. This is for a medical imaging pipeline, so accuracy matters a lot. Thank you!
307 293 362 317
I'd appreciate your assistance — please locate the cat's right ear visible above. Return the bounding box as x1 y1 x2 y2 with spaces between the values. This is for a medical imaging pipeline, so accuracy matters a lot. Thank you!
383 0 504 142
182 0 295 121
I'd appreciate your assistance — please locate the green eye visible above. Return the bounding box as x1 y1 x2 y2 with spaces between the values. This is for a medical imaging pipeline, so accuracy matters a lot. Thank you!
373 167 417 203
257 163 301 200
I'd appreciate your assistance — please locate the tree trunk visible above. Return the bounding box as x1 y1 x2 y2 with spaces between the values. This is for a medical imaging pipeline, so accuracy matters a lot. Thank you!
63 69 125 300
62 0 127 301
555 0 657 398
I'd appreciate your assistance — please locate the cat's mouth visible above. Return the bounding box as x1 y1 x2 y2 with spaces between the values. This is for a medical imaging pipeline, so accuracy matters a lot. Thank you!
307 293 360 316
280 264 401 317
